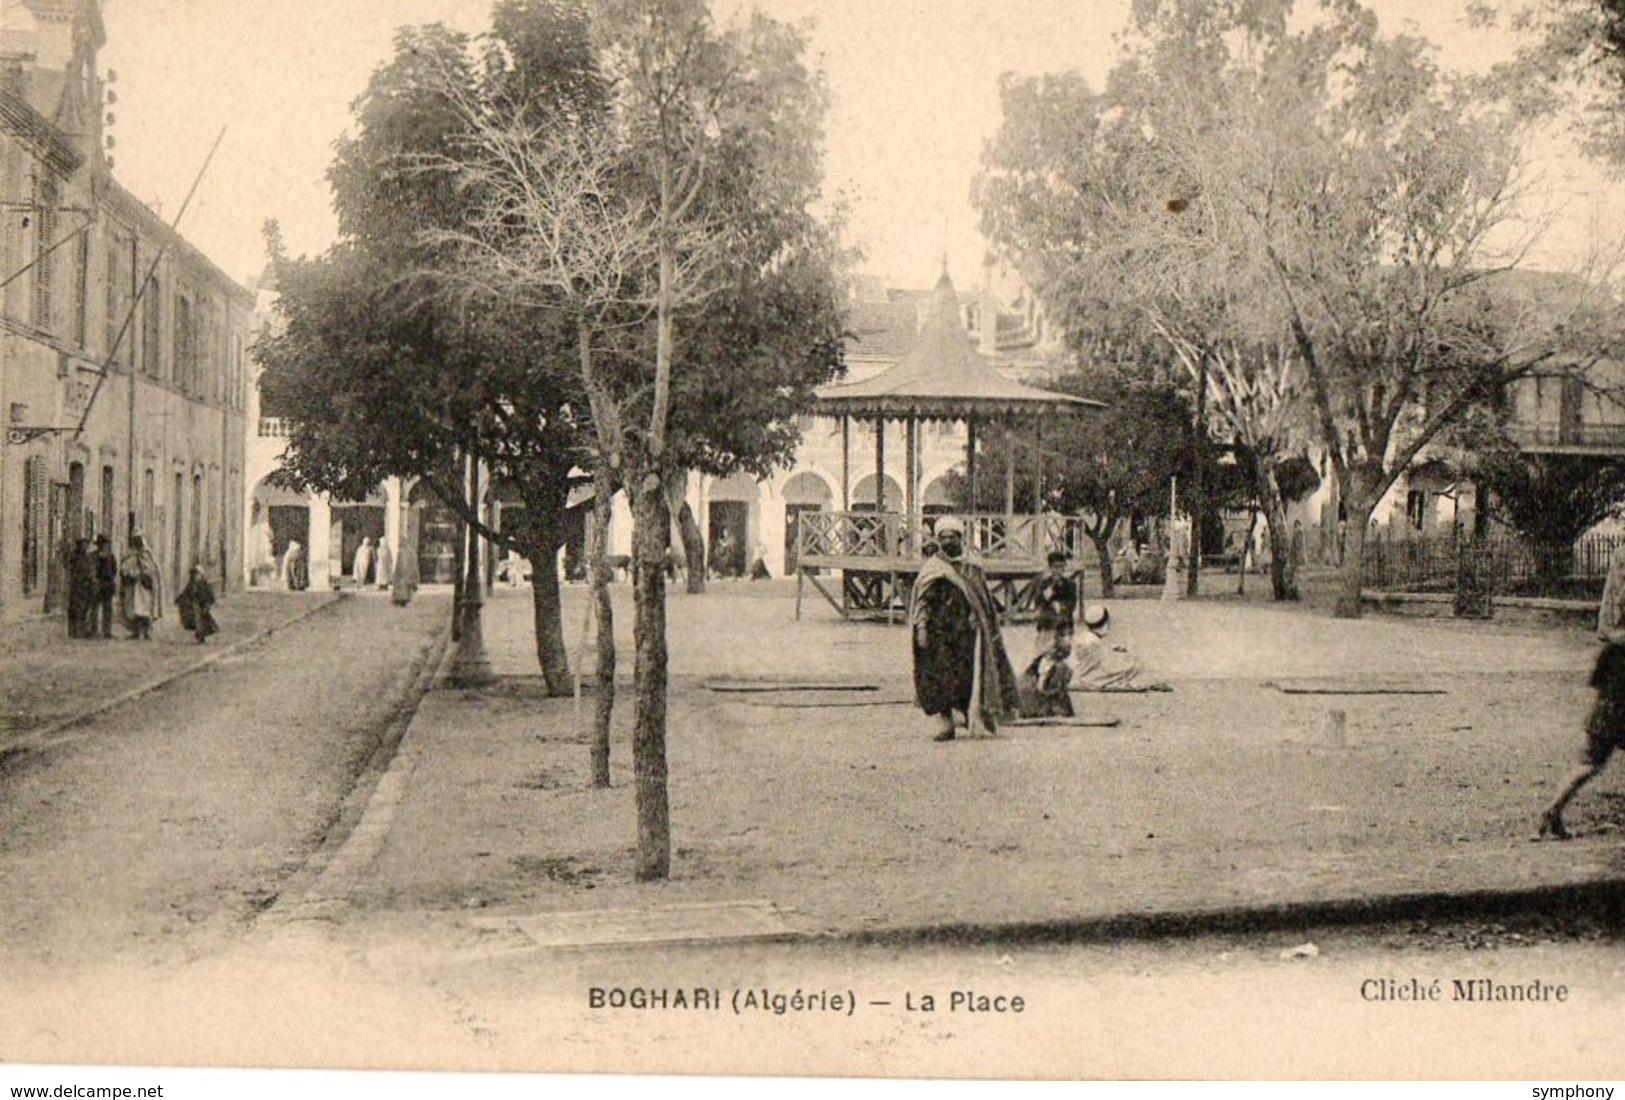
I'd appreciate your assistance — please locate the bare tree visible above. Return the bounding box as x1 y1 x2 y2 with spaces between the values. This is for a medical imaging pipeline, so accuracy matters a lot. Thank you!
423 0 842 879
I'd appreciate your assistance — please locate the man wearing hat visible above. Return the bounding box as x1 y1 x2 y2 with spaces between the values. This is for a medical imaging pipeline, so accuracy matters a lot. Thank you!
908 516 1021 740
1073 603 1166 692
92 535 119 639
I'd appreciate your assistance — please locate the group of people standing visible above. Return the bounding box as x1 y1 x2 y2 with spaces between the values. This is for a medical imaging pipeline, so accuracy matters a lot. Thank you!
908 518 1163 742
64 534 216 644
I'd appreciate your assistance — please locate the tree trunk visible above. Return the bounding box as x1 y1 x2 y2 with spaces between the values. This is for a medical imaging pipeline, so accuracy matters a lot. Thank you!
527 549 573 697
1090 530 1116 600
1332 467 1382 619
449 505 465 642
1532 542 1570 594
659 468 705 594
1186 347 1208 599
1259 467 1298 602
629 469 672 881
590 465 616 789
504 506 574 696
677 501 706 594
1238 507 1258 596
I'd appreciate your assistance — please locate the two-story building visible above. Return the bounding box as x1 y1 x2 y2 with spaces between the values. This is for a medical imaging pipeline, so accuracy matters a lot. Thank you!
0 0 252 624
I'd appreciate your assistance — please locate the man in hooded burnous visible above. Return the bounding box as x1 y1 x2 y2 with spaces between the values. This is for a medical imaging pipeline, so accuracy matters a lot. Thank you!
909 516 1020 741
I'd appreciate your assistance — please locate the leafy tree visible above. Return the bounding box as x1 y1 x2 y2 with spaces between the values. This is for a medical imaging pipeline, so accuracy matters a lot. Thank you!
1480 0 1625 164
255 19 591 695
973 3 1323 603
950 365 1197 597
426 0 845 879
1445 402 1625 589
1206 2 1620 616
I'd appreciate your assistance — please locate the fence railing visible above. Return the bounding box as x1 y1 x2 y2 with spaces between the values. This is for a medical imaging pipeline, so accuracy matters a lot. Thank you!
797 511 1086 564
1362 529 1623 595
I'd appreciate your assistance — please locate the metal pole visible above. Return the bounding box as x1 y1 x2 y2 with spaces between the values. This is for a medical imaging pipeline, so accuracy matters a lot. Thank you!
905 417 917 544
125 237 137 542
967 419 978 510
840 415 850 511
874 418 885 512
1003 418 1015 520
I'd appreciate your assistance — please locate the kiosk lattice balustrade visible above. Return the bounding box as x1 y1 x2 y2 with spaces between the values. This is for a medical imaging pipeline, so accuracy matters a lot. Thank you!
793 510 1092 622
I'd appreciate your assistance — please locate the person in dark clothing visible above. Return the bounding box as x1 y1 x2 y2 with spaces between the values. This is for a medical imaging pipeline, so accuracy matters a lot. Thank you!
908 516 1021 741
176 565 218 644
1020 626 1075 718
93 535 119 639
1033 549 1078 657
1540 544 1625 839
67 538 95 638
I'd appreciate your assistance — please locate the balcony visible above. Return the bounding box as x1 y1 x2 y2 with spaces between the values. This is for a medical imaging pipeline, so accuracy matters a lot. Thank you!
1506 421 1625 455
257 417 290 438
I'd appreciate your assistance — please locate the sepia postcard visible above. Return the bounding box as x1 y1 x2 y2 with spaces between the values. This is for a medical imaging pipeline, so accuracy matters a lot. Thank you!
0 0 1622 1091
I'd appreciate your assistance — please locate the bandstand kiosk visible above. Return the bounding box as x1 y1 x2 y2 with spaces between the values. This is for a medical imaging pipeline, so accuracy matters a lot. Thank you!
796 271 1104 621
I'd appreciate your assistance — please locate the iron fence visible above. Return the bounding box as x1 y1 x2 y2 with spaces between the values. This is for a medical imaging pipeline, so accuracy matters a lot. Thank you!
1362 529 1624 596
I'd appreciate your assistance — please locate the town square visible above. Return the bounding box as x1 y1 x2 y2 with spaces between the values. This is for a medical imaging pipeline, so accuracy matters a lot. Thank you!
2 0 1625 1092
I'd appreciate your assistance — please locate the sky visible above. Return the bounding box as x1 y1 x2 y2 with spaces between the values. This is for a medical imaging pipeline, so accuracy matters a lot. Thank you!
90 0 1625 293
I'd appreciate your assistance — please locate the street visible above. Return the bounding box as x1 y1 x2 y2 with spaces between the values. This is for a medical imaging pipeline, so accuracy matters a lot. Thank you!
0 592 447 979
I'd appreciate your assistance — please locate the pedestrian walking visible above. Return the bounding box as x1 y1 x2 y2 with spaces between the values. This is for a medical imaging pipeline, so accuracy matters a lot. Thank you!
93 535 118 639
1539 543 1625 839
67 537 95 639
176 565 218 644
118 533 163 640
909 515 1020 741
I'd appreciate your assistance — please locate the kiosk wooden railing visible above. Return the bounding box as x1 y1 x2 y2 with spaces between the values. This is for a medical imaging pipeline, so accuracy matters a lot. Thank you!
794 510 1091 622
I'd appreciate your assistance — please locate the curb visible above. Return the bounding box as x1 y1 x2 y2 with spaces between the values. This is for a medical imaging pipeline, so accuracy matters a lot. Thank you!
3 592 345 757
826 878 1625 948
268 620 456 922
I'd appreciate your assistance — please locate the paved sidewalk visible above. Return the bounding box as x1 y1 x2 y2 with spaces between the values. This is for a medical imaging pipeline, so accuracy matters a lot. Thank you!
291 580 1625 948
0 589 340 749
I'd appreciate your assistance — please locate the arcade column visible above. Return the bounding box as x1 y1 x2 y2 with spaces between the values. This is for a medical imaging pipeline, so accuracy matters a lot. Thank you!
309 494 333 589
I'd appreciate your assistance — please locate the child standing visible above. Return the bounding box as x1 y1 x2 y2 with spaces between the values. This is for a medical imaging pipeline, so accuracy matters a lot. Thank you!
1033 550 1078 656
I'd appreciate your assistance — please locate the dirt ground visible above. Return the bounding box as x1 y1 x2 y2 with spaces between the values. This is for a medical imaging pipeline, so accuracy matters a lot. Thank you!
2 578 1622 1081
335 580 1625 939
0 592 446 979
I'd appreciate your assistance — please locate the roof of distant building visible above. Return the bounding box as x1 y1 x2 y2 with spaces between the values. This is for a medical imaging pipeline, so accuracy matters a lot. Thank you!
820 270 1101 421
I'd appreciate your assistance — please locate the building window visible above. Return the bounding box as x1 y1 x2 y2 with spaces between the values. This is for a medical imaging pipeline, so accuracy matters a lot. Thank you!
142 468 154 538
174 293 194 393
73 227 89 349
172 471 184 588
2 143 24 321
32 173 57 332
101 464 115 539
143 273 162 378
105 230 131 368
22 456 46 594
1406 490 1428 532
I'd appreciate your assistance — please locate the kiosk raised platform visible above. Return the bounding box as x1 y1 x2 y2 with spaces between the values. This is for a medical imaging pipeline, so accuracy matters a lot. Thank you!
794 511 1087 622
